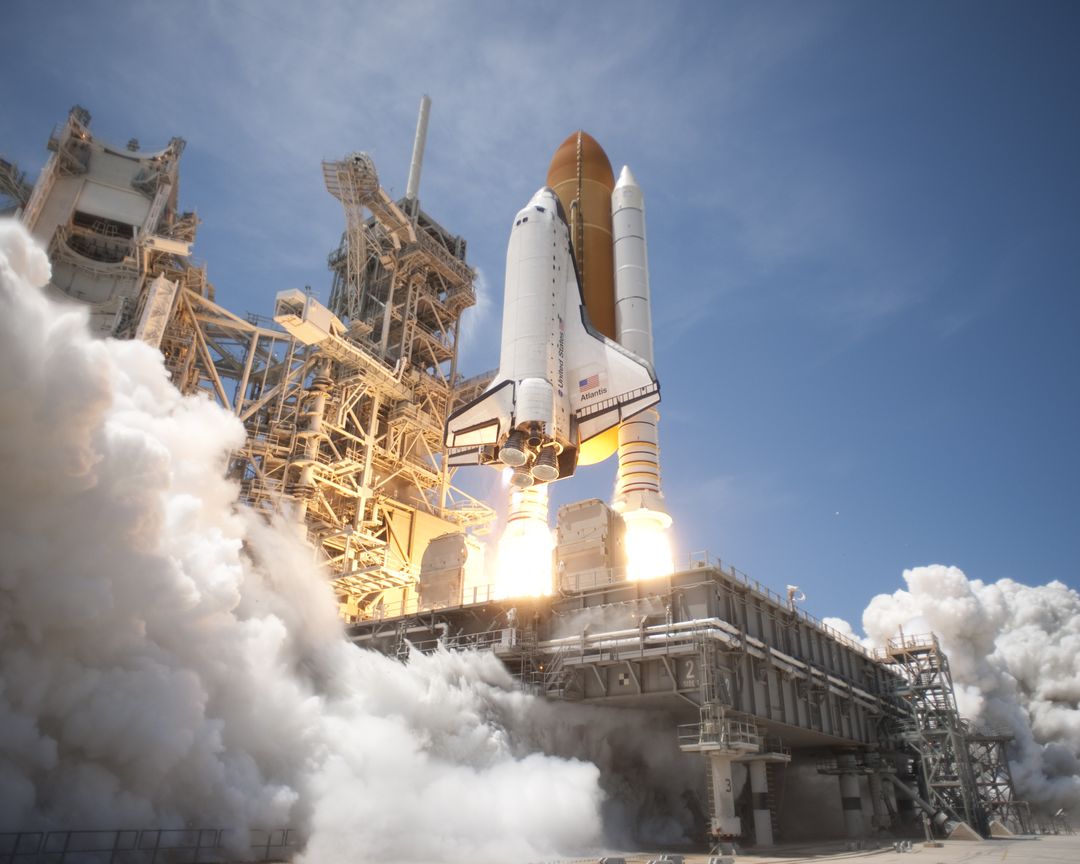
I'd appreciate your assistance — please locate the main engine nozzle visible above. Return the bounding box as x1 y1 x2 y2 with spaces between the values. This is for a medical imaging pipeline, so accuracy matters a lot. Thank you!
500 429 528 467
532 447 559 482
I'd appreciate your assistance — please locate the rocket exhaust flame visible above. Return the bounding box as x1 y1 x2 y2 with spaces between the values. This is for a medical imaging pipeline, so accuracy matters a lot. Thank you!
623 510 675 582
494 485 554 599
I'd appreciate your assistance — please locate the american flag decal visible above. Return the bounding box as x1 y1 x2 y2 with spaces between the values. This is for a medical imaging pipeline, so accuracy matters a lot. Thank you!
578 373 599 391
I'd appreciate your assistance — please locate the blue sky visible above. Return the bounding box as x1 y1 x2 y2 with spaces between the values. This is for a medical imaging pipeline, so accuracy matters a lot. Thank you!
2 0 1077 627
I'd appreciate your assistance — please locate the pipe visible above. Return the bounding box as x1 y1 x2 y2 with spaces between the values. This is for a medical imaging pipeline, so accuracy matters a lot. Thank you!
881 773 957 830
405 95 431 201
748 760 774 846
869 771 890 830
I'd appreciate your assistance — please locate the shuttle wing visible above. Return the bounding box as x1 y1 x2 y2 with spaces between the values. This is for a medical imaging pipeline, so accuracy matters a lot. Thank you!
569 326 659 443
562 252 660 444
444 379 514 449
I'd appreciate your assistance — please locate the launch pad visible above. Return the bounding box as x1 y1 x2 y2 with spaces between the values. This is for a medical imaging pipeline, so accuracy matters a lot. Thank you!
350 543 1039 846
348 529 961 846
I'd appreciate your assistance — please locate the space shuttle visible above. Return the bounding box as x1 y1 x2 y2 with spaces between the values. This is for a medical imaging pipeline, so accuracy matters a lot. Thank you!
444 186 659 488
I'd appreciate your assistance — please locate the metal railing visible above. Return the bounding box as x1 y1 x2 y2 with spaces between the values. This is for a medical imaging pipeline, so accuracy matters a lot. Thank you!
0 829 297 864
677 718 762 752
353 551 877 664
762 737 793 759
873 633 940 661
575 382 659 422
397 627 512 656
682 551 874 659
364 582 506 621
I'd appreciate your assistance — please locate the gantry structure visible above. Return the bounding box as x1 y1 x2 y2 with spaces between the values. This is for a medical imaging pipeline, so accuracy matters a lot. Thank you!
11 104 496 619
879 634 981 830
968 729 1032 833
875 633 1032 836
0 156 33 215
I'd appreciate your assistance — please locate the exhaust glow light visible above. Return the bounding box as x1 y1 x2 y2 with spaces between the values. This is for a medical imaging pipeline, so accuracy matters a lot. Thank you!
494 486 553 599
623 510 674 581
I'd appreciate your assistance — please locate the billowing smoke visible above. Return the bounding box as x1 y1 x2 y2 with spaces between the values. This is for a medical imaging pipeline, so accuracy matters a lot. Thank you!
860 564 1080 816
0 220 613 862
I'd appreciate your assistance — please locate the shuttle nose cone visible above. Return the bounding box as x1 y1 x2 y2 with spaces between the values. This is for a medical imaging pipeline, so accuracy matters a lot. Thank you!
528 186 559 208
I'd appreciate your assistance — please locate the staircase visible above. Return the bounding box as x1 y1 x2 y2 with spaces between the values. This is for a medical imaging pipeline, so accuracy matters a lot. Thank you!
540 647 580 700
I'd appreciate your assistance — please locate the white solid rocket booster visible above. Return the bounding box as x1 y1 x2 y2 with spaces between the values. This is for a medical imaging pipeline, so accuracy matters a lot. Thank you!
611 166 671 527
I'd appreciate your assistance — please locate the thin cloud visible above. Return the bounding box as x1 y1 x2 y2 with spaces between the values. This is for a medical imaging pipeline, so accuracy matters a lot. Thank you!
456 266 498 373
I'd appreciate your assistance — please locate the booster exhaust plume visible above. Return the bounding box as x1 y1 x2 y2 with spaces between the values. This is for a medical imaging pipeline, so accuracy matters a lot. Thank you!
494 481 554 599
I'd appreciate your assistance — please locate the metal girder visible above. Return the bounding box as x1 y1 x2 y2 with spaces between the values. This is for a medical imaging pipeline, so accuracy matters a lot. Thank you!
159 268 492 617
881 634 985 832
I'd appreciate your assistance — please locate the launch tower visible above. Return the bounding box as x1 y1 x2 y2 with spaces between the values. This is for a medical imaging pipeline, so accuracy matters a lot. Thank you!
9 102 496 619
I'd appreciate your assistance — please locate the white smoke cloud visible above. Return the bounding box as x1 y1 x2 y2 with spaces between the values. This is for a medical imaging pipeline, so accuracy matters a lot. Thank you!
0 220 610 862
860 564 1080 815
820 616 861 644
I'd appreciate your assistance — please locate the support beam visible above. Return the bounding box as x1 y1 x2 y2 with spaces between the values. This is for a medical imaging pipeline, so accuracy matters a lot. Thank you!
868 771 889 831
836 753 865 838
894 760 917 830
708 753 741 839
748 760 773 846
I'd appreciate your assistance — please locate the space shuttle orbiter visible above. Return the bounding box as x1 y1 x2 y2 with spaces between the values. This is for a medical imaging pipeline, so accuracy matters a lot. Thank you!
444 186 659 488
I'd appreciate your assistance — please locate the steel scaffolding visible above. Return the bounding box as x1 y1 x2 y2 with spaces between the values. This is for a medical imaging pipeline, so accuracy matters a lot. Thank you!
166 149 498 615
968 730 1031 833
0 156 32 214
881 633 983 833
0 828 297 863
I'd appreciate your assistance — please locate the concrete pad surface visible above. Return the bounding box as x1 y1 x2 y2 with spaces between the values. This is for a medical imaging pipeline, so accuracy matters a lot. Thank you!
559 834 1080 864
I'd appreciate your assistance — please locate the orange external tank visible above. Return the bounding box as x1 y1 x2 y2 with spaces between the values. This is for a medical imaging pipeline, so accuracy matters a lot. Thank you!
546 130 619 465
